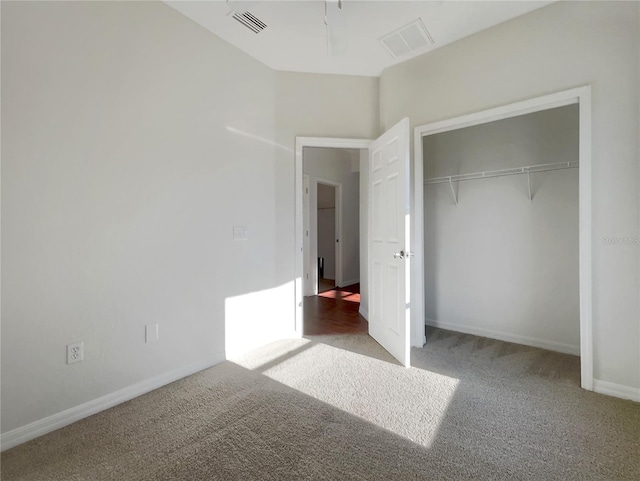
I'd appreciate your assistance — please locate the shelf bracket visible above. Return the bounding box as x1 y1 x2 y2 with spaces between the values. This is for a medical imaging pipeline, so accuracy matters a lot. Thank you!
527 171 533 202
448 177 458 205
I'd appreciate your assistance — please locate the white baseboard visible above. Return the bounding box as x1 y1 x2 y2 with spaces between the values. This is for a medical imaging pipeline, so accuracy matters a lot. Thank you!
340 278 360 288
0 353 225 452
593 379 640 402
425 319 580 356
358 306 369 320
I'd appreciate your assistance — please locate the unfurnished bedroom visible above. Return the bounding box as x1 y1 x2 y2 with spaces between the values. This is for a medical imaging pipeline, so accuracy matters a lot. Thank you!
1 1 639 480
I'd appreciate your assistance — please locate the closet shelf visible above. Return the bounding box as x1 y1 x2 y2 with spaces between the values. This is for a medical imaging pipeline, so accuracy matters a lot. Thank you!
424 161 579 205
423 161 579 185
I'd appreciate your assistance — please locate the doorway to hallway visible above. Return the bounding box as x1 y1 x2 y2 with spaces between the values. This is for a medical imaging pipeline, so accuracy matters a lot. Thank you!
301 145 366 336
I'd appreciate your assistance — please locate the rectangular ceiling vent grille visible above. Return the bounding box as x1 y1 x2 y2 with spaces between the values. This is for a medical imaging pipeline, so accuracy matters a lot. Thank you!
232 11 267 34
379 18 434 59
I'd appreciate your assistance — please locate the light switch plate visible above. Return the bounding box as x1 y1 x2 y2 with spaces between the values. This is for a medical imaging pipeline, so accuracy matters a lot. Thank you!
145 324 159 343
233 226 248 241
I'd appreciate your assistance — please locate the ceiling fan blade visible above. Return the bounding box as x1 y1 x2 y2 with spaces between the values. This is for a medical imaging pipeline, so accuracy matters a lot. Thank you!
325 0 347 56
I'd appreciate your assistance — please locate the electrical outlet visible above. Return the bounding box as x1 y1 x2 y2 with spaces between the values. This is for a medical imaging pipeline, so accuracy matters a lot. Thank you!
67 342 84 364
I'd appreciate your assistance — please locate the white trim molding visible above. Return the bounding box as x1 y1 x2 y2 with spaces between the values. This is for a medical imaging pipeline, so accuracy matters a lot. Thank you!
426 319 580 356
415 86 593 391
0 353 225 452
593 379 640 402
358 306 369 321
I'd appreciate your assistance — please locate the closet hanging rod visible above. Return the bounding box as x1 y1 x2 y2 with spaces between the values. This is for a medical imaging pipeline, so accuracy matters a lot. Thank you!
424 161 579 185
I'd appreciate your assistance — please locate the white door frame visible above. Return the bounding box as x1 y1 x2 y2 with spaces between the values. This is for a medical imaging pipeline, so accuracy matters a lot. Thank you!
414 86 593 390
295 138 372 336
313 178 342 294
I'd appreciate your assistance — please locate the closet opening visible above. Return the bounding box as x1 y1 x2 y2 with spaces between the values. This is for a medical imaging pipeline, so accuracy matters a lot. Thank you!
316 181 338 294
414 87 593 390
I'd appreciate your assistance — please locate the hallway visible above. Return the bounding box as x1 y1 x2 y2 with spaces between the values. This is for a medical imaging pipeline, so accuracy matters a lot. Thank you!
303 284 368 335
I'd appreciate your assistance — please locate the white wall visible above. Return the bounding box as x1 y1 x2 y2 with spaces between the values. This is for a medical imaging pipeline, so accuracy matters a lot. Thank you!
0 0 286 437
304 148 360 287
380 1 640 390
424 105 580 354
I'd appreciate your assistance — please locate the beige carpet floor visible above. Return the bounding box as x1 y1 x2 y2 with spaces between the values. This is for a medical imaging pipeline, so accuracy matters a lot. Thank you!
2 328 639 480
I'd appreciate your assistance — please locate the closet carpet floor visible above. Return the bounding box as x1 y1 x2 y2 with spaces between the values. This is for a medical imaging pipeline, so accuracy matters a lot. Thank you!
3 328 639 480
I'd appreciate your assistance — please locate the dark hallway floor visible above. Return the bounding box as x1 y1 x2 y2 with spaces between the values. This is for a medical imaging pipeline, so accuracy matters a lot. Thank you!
303 283 368 335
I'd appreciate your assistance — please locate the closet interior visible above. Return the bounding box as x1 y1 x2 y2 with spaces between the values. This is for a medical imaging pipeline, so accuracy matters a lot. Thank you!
422 104 580 356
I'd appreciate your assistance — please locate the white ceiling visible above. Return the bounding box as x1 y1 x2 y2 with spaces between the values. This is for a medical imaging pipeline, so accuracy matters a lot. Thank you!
166 1 553 77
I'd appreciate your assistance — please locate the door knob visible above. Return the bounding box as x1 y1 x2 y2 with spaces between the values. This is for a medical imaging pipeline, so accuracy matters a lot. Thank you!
393 250 405 259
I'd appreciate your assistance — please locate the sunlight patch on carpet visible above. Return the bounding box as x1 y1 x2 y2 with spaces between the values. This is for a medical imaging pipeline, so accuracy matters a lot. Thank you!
234 336 459 449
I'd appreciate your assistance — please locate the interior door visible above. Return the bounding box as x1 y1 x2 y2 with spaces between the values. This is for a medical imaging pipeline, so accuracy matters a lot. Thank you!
368 118 411 367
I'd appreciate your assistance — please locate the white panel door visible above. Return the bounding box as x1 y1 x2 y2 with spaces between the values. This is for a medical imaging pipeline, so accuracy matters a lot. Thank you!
368 118 411 367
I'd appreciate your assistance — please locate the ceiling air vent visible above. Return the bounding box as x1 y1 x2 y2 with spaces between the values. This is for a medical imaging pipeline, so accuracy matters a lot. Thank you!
379 18 434 59
232 11 267 34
